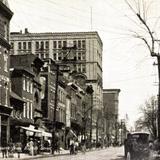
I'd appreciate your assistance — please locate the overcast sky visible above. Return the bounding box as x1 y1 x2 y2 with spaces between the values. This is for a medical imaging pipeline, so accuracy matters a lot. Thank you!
8 0 160 127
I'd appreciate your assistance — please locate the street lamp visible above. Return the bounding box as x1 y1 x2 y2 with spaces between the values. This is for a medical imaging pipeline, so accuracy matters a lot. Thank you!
86 85 94 145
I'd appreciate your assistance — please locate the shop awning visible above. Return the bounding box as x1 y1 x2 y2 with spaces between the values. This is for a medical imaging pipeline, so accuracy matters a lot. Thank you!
20 125 41 133
42 131 52 137
67 129 77 138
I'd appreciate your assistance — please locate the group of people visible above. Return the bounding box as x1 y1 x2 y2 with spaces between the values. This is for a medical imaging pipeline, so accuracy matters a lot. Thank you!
69 139 86 155
1 138 42 158
1 139 22 158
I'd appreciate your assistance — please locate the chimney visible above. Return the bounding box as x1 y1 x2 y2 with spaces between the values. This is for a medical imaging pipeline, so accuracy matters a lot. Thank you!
24 28 29 34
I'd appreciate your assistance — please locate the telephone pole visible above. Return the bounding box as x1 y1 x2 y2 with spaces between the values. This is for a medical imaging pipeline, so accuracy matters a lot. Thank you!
157 56 160 140
52 45 77 154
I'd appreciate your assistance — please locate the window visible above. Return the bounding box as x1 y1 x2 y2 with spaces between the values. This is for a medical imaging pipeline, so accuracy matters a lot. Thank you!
46 53 49 58
27 101 29 118
4 21 8 40
58 41 62 48
63 41 67 48
78 65 81 72
30 81 33 93
53 41 57 48
27 80 29 92
28 42 31 50
23 77 26 91
82 52 86 60
58 53 62 60
40 41 44 50
73 41 77 48
23 99 26 117
30 102 33 119
10 42 14 49
45 41 49 49
4 52 8 72
23 42 26 50
82 64 86 73
36 42 39 50
18 42 21 50
82 40 86 49
78 52 81 60
53 53 56 60
78 40 81 48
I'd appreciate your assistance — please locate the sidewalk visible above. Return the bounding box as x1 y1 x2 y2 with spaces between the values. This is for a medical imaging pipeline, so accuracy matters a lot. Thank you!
0 149 70 160
0 147 112 160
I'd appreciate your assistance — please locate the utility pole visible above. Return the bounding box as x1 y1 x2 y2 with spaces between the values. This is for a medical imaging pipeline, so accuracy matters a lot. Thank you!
52 64 59 154
86 85 94 146
52 45 77 154
157 56 160 140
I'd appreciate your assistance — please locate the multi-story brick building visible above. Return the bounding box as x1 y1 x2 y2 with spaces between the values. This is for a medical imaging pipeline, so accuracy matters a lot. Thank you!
10 54 44 148
0 0 13 147
10 30 103 140
103 89 120 146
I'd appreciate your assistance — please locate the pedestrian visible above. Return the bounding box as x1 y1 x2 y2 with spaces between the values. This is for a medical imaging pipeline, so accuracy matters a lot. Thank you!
70 139 74 155
74 140 79 154
28 139 34 156
1 139 8 158
81 143 86 154
8 138 14 158
15 142 22 158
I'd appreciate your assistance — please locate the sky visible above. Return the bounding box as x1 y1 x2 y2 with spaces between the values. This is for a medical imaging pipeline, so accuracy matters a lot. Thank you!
8 0 160 127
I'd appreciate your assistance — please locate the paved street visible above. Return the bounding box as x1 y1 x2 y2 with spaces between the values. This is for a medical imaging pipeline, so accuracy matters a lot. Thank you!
40 147 124 160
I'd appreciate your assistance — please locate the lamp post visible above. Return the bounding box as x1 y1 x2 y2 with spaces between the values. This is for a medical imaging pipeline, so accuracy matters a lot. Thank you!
86 85 94 145
52 64 59 154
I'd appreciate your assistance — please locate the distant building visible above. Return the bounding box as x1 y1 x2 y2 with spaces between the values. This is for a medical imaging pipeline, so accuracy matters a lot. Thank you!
103 89 120 145
0 0 13 147
10 30 103 140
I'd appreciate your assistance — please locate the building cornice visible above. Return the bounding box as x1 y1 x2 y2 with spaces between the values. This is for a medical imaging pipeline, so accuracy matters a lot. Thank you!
0 1 13 20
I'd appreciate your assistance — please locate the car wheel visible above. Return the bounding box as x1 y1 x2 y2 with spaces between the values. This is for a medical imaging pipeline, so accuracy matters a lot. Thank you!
126 152 131 160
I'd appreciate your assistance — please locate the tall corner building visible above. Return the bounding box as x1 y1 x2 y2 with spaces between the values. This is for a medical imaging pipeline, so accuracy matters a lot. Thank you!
10 30 103 122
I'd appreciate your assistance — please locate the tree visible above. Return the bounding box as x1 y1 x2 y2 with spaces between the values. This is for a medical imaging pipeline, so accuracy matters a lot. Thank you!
124 0 160 140
135 96 157 139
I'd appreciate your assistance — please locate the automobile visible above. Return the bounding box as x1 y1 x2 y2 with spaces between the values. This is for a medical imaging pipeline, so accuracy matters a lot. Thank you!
124 132 150 160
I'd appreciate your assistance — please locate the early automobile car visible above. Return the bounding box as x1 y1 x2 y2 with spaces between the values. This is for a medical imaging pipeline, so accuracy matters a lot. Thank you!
124 132 150 160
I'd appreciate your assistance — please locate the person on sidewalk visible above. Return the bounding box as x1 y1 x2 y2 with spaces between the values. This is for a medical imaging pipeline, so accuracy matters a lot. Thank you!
1 139 8 158
81 143 86 154
70 139 74 155
15 142 22 158
28 139 34 156
74 140 79 154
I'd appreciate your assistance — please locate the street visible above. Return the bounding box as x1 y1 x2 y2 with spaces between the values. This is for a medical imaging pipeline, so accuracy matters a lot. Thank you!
40 147 124 160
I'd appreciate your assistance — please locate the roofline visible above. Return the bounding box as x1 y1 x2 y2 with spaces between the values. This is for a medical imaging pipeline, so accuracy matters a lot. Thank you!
0 1 13 20
10 31 103 46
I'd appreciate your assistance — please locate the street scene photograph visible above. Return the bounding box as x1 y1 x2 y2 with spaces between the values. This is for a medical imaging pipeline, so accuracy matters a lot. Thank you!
1 0 160 159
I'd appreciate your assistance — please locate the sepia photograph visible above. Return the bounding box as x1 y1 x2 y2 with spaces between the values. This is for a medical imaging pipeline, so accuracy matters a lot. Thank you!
1 0 160 159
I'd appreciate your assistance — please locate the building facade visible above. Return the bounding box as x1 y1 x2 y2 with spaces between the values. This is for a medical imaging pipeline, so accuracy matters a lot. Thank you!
103 89 120 146
0 0 13 148
10 30 103 140
10 54 44 148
